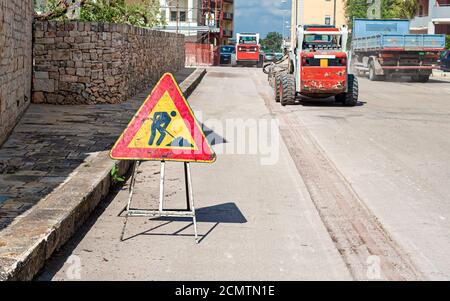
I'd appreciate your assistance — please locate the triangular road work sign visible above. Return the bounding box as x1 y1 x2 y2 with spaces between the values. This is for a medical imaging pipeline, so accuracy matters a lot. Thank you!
110 73 216 163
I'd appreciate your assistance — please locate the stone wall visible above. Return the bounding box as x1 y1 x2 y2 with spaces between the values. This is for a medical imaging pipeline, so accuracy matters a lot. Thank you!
0 0 33 146
32 21 185 105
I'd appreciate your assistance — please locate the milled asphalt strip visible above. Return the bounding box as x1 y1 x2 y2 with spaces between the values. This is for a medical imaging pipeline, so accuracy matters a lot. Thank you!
255 73 423 281
0 68 206 281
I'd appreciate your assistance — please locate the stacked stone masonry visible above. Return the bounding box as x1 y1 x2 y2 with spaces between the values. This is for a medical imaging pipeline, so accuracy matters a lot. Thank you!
0 0 33 146
32 21 185 105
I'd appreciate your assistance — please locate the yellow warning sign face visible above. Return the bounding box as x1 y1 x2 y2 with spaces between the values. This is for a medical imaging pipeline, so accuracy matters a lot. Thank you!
128 92 197 151
110 73 216 163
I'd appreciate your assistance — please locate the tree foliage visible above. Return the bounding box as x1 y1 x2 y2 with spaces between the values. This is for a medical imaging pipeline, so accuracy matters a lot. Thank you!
34 0 162 28
344 0 369 30
381 0 418 19
400 0 419 19
345 0 419 30
261 32 283 53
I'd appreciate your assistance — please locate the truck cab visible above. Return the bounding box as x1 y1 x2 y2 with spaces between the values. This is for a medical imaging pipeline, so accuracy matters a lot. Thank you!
236 33 264 67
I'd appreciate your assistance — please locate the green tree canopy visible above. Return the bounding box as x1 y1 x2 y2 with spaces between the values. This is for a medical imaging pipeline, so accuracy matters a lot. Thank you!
35 0 162 28
345 0 419 30
381 0 418 19
261 32 283 53
344 0 369 30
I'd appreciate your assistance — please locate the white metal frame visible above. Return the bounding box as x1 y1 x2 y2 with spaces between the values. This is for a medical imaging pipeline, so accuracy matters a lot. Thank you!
121 161 199 243
236 33 260 46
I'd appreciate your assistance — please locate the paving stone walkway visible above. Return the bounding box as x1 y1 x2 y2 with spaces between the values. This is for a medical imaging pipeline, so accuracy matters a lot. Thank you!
0 69 194 231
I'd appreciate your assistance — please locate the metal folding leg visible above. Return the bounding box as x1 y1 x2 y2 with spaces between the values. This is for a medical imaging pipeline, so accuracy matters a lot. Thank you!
185 162 198 242
121 161 141 241
122 161 199 243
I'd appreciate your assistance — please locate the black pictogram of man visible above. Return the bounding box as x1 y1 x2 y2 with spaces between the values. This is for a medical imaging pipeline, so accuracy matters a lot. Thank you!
149 111 177 146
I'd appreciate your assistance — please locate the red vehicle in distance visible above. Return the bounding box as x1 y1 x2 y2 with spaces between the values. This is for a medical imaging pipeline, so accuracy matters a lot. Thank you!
236 33 264 68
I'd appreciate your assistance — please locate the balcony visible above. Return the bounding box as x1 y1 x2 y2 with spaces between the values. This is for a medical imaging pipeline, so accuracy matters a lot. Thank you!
223 29 233 37
223 12 234 20
432 5 450 20
411 3 450 30
203 0 233 5
410 16 430 29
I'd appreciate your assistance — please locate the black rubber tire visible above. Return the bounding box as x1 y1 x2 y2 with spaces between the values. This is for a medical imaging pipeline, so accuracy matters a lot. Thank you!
289 61 295 74
275 74 281 103
280 73 296 106
343 74 358 107
257 56 264 68
368 61 384 81
335 93 346 103
368 62 377 81
416 75 430 83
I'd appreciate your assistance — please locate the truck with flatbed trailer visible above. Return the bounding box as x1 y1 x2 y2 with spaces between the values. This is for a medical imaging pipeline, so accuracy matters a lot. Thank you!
351 18 446 82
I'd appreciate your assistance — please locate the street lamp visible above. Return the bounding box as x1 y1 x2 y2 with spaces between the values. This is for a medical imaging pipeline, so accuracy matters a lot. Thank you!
334 0 337 26
281 0 289 39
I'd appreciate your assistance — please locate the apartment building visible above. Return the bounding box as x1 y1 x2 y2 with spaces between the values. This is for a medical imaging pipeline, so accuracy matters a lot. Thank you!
156 0 234 45
222 0 234 42
410 0 450 34
291 0 346 28
291 0 346 45
156 0 201 38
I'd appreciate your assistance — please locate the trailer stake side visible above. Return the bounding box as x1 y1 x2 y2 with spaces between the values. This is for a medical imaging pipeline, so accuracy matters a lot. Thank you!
351 18 446 82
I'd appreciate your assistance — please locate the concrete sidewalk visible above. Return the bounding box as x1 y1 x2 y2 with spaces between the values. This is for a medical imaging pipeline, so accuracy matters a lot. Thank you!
38 67 351 281
0 68 205 280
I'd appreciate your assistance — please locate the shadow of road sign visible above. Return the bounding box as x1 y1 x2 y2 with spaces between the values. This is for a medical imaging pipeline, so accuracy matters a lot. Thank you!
201 124 229 147
148 202 247 224
122 203 246 243
196 202 247 223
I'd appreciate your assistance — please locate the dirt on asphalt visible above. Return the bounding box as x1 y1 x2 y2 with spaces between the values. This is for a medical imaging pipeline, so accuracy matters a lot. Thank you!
255 73 423 281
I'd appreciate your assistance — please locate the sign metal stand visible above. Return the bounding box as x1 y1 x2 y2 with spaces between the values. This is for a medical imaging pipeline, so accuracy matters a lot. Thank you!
121 161 199 243
112 73 216 245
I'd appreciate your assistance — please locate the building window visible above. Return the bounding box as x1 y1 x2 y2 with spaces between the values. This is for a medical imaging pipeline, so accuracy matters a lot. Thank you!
170 11 177 22
160 9 166 20
325 16 331 25
179 11 187 22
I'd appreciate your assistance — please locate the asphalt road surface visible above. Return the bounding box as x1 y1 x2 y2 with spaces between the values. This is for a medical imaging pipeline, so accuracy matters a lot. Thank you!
38 67 450 281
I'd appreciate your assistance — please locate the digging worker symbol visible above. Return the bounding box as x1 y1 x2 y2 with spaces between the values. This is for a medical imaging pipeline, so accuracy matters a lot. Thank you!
149 111 177 146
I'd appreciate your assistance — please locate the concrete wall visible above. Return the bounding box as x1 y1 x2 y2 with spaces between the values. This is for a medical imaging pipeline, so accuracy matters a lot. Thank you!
33 21 185 104
0 0 33 146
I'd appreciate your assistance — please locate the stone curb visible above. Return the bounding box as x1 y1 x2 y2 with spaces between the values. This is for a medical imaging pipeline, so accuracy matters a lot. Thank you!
0 68 207 281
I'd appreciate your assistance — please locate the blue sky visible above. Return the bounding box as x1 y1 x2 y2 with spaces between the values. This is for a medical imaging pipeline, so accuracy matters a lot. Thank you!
234 0 292 38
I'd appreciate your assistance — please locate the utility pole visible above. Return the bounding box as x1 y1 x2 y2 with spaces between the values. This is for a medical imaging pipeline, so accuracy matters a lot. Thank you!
215 0 218 46
220 0 224 46
208 0 211 45
333 0 337 27
283 13 286 39
281 0 288 41
176 0 179 34
288 0 298 48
